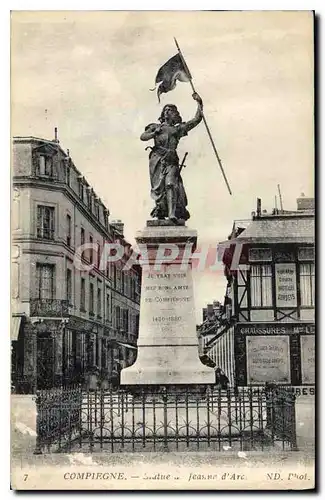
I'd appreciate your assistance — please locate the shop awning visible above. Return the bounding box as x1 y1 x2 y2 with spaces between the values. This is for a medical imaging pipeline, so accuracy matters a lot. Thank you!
11 316 22 341
116 341 138 351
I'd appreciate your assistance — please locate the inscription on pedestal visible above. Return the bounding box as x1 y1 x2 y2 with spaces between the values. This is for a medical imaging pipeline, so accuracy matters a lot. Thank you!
138 266 196 344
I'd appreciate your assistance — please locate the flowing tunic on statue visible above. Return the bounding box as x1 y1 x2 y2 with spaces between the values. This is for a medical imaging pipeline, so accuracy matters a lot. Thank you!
145 121 190 220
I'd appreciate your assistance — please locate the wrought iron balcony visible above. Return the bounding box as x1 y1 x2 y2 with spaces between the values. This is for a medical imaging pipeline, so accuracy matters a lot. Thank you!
30 299 69 318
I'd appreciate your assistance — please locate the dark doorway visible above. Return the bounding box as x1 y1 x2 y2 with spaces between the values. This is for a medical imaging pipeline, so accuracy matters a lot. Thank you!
37 333 55 389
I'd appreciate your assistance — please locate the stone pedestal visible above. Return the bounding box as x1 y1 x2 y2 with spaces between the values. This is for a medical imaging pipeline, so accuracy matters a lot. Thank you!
121 223 215 385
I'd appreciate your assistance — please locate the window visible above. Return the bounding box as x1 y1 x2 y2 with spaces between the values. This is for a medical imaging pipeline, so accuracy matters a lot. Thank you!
274 250 294 262
80 278 86 311
37 206 55 240
298 247 315 261
249 248 272 262
125 274 129 297
106 293 111 323
36 264 54 300
95 203 99 219
78 180 84 201
66 214 71 246
131 276 135 300
122 309 129 332
86 189 92 209
116 268 122 291
89 236 94 264
135 314 139 334
128 275 132 297
120 271 125 293
113 264 117 288
135 276 140 300
97 242 101 269
80 227 85 247
300 263 315 306
104 209 109 229
38 155 53 177
121 309 125 330
250 265 272 307
115 306 120 329
66 268 72 304
89 283 94 315
97 287 102 317
64 159 70 186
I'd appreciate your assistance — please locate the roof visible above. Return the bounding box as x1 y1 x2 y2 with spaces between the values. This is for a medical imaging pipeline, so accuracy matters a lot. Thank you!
13 136 67 154
223 215 314 245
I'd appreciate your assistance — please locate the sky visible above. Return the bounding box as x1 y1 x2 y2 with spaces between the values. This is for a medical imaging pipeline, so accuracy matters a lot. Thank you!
11 11 314 322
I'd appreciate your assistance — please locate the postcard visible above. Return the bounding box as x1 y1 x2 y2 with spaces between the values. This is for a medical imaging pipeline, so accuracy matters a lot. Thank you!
11 10 315 490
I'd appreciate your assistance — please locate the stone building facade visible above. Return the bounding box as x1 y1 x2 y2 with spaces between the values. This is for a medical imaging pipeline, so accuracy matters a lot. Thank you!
11 134 141 393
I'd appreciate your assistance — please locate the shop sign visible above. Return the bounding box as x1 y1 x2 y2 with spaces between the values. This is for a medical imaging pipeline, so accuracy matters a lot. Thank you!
246 335 290 385
275 263 297 307
238 323 314 335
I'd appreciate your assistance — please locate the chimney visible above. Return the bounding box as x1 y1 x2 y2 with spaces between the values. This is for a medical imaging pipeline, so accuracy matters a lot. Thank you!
111 219 124 237
202 308 208 322
256 198 261 217
297 193 314 211
213 300 221 312
207 304 214 319
54 127 59 143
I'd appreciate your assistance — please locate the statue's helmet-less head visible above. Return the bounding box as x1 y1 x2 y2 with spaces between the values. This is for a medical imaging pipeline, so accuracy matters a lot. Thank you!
158 104 182 125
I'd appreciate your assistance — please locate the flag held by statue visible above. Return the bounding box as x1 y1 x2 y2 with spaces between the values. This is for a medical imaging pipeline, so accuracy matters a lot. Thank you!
151 53 192 102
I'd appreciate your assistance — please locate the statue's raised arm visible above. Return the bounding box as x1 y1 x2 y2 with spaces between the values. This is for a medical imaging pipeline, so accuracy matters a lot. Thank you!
180 92 204 134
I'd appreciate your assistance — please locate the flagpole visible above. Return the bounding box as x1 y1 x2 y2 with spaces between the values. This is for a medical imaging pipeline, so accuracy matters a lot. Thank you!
174 37 232 196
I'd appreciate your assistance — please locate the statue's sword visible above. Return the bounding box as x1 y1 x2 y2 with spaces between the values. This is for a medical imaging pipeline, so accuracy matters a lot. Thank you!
179 152 188 174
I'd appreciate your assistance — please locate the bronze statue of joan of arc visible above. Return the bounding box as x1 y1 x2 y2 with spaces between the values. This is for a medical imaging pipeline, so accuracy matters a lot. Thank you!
140 92 203 224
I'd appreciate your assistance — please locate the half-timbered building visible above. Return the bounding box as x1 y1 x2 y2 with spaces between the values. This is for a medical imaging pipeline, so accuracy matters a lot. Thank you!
221 196 315 387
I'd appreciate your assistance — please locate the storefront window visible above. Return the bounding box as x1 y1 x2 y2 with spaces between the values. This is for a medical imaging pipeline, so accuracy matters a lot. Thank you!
300 263 315 306
250 264 272 307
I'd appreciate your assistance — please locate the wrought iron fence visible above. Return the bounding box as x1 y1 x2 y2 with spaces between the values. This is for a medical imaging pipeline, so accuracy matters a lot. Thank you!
34 385 83 454
34 385 297 454
265 386 297 449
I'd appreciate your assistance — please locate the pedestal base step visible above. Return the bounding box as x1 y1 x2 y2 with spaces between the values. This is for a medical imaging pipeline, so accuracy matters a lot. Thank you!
121 365 215 386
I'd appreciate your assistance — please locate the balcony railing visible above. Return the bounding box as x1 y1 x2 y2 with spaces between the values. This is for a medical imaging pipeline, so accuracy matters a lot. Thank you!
30 299 69 318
